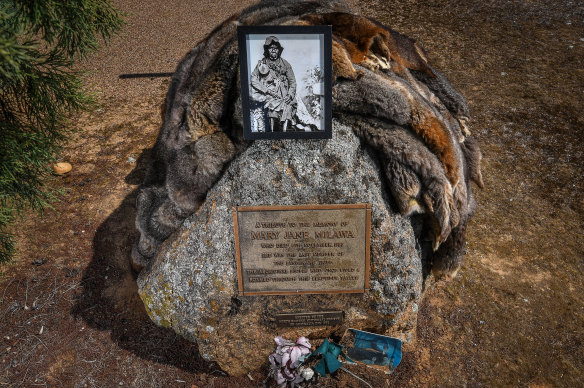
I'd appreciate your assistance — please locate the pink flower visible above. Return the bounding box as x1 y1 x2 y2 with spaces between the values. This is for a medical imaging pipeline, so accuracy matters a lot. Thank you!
268 336 313 387
289 337 311 368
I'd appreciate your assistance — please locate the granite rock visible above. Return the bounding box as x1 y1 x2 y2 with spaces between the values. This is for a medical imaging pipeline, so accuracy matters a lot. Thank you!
137 121 424 375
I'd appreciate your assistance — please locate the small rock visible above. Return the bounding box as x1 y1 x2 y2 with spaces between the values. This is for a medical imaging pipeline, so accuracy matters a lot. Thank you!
53 162 72 175
501 72 507 76
127 156 136 163
32 259 47 266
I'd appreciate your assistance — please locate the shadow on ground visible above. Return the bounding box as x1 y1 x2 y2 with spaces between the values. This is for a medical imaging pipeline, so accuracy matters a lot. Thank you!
66 138 427 387
71 148 219 374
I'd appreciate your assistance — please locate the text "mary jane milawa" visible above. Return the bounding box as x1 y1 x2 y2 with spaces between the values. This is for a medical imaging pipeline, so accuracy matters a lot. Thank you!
250 230 355 240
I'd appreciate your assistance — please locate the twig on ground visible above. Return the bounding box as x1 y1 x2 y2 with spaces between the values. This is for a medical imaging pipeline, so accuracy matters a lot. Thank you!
31 370 48 388
1 279 15 303
17 366 30 388
78 349 112 383
24 313 49 325
15 279 21 296
29 333 50 353
119 72 173 79
80 305 97 312
24 280 29 310
339 367 373 388
37 281 78 310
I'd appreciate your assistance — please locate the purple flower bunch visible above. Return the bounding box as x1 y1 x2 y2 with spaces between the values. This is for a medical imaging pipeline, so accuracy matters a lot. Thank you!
268 336 314 387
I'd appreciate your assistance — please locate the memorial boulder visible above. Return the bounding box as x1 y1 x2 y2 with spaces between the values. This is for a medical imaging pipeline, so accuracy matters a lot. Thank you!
138 123 423 374
132 0 483 377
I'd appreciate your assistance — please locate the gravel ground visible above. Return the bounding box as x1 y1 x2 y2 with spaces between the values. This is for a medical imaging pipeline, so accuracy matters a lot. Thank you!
1 0 583 387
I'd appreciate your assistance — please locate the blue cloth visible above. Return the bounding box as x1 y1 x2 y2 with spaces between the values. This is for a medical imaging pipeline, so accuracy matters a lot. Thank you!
350 329 402 371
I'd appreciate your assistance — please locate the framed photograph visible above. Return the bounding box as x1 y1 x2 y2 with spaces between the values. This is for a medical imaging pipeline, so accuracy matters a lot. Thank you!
237 25 332 140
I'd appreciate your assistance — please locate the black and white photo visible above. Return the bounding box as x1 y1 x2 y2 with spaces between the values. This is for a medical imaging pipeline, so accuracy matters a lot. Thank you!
238 26 332 140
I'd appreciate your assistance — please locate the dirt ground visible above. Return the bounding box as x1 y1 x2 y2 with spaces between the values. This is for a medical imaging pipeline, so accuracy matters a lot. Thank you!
1 0 583 387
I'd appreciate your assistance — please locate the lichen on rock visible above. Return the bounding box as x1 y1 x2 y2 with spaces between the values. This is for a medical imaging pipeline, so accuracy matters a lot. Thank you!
133 0 483 376
138 123 424 374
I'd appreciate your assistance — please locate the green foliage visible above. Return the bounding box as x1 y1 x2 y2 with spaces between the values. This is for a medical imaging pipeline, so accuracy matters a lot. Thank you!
0 0 123 263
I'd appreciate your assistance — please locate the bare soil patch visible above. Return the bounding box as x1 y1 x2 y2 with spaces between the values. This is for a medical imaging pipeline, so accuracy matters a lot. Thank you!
1 0 583 387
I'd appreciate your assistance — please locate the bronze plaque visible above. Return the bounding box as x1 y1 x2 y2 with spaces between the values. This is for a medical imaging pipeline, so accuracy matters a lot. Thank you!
275 311 344 327
233 204 371 295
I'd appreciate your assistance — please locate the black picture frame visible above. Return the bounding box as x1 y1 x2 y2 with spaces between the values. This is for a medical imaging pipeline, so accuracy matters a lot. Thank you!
237 25 332 140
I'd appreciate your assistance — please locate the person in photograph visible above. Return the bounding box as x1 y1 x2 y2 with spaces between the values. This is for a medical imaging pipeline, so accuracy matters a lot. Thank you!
250 36 297 132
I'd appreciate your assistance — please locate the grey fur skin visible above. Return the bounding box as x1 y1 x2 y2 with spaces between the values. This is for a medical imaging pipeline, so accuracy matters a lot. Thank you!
412 67 470 119
132 0 483 280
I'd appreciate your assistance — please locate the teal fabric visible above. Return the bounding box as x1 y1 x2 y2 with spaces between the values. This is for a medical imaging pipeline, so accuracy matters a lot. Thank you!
312 339 352 377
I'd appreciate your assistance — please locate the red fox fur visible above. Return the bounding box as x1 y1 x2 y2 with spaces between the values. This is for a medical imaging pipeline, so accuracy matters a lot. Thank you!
301 12 436 78
302 12 461 186
133 1 482 281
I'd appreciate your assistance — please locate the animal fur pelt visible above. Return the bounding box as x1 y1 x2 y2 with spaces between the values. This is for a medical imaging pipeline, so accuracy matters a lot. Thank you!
131 0 483 280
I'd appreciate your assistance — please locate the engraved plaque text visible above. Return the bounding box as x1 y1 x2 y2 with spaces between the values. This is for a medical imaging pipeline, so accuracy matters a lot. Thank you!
233 204 371 295
275 311 344 327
